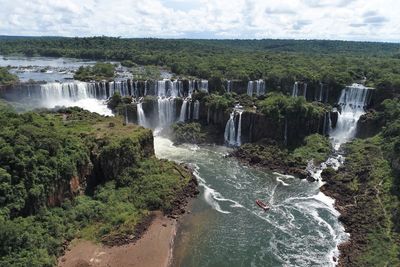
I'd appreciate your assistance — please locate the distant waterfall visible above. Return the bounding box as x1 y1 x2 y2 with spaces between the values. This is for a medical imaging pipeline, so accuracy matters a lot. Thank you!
188 81 195 97
292 82 299 97
247 80 266 96
193 100 200 120
137 102 148 127
319 82 323 102
227 80 232 93
157 97 176 128
224 112 236 146
200 80 209 93
303 83 307 98
179 99 188 122
188 101 192 120
255 80 265 96
157 80 167 97
247 81 254 96
144 80 148 96
330 84 370 149
236 111 243 146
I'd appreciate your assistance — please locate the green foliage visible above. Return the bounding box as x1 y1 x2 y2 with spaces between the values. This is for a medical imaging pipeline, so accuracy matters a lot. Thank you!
204 93 235 111
257 92 325 121
171 122 206 144
291 134 332 164
2 37 400 91
74 62 115 81
0 67 18 86
0 104 192 266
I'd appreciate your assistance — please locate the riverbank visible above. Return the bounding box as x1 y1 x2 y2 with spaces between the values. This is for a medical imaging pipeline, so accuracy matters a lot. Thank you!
57 169 198 267
320 136 400 267
58 211 176 267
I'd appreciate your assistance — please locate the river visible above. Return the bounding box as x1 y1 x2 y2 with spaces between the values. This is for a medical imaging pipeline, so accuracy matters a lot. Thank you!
154 137 347 267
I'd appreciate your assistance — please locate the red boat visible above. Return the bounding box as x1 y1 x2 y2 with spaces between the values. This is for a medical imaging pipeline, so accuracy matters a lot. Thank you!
256 199 270 211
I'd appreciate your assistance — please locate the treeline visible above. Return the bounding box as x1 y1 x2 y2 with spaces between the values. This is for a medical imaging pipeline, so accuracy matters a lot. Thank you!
1 37 400 90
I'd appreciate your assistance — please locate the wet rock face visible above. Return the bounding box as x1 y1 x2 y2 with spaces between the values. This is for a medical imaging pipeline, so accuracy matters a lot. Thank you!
330 111 339 128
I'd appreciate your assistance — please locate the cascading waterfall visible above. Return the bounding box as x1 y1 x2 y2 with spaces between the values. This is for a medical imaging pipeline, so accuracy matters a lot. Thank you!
157 80 167 97
137 102 148 127
188 80 194 97
227 80 232 93
236 111 243 146
247 81 254 96
330 84 370 149
188 101 192 120
179 99 188 122
256 79 266 96
193 100 200 120
292 82 299 97
200 80 209 93
303 83 307 98
157 97 176 128
224 112 236 146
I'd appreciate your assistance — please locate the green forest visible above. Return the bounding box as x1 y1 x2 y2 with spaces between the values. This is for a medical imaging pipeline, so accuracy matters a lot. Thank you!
0 102 193 266
1 37 400 90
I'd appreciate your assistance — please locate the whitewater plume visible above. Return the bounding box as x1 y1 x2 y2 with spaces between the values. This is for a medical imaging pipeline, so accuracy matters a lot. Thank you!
236 111 243 146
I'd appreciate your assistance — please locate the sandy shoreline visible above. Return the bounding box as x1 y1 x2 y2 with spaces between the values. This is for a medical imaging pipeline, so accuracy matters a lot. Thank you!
58 211 177 267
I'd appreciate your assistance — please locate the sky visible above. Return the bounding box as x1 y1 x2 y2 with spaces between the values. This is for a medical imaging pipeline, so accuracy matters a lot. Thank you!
0 0 399 42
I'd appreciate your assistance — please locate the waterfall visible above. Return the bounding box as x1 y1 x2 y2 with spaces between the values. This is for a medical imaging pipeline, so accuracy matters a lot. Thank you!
292 82 299 97
330 84 370 149
256 80 266 96
137 102 148 127
224 112 236 146
303 83 307 98
193 100 200 120
157 97 176 128
124 105 128 124
188 101 192 120
247 81 254 96
157 80 167 97
179 99 188 122
200 80 209 93
188 80 194 97
227 80 232 93
144 80 148 96
236 111 243 146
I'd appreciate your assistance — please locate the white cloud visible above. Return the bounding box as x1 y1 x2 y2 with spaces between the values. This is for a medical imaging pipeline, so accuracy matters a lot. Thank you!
0 0 398 41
